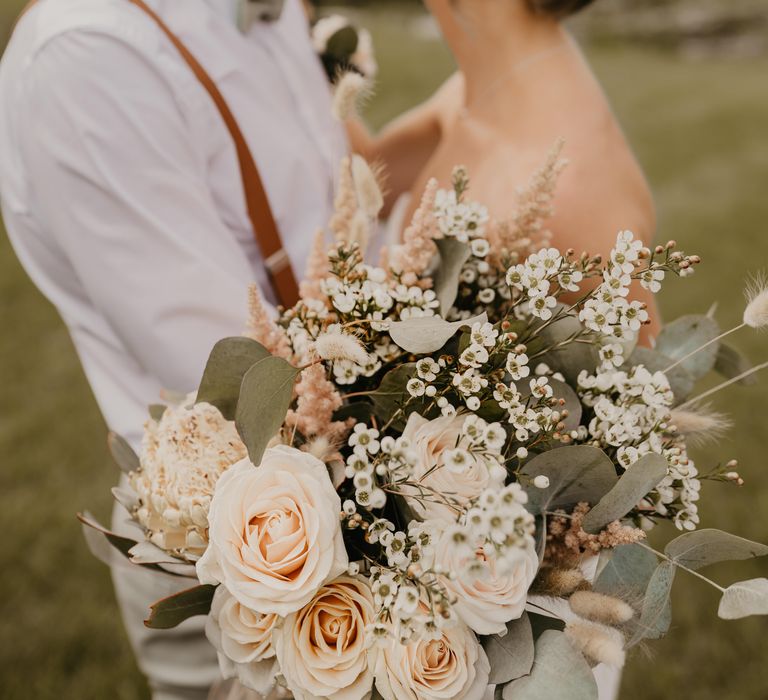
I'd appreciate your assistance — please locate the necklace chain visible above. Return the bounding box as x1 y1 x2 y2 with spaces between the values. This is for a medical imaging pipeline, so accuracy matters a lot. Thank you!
460 40 571 117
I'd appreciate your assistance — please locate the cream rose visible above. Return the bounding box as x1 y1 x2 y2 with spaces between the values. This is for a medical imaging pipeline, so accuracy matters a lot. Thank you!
205 585 279 694
275 576 377 700
401 413 502 522
197 445 348 616
374 609 490 700
434 530 539 636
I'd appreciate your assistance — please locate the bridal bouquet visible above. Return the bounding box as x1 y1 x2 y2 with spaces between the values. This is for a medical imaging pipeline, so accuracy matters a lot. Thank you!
83 150 768 700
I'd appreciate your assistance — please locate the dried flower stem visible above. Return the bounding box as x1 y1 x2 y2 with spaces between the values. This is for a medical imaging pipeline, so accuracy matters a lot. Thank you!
680 360 768 407
637 542 725 592
664 323 745 373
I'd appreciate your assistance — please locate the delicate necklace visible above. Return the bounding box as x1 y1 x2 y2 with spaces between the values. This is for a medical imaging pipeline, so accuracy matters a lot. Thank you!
459 40 571 118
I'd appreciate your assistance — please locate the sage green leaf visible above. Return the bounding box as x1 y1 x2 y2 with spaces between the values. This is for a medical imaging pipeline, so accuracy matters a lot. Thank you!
714 343 758 386
149 404 167 421
537 313 599 385
520 445 618 515
528 613 566 640
107 432 140 475
502 630 598 700
145 584 217 629
665 529 768 572
388 313 488 355
433 238 471 316
370 363 417 427
629 561 675 646
594 543 658 599
655 314 721 382
483 614 535 684
197 337 271 420
236 356 300 465
582 453 668 533
718 579 768 620
627 346 695 403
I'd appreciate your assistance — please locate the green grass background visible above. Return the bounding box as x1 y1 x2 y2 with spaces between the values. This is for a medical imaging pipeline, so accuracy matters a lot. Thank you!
1 3 767 698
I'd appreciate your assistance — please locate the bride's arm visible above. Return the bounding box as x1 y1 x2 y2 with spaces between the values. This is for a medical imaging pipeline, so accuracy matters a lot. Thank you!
347 72 464 214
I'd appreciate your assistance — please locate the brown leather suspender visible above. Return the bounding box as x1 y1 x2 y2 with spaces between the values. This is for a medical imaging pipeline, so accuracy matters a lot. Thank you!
18 0 301 307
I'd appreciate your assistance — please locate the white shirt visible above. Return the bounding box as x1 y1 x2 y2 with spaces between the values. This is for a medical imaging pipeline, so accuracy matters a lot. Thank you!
0 0 347 448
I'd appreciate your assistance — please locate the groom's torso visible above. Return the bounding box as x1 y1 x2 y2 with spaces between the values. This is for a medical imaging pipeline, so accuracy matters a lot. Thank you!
0 0 346 447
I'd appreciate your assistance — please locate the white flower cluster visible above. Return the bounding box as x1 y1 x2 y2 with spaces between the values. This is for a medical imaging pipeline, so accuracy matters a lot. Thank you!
506 247 580 321
578 365 701 530
434 188 490 243
578 232 651 361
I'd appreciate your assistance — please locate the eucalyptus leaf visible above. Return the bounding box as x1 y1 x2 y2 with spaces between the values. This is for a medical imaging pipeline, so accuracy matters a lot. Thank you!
197 337 271 420
370 363 418 427
483 614 535 684
236 356 300 465
718 578 768 620
107 432 140 475
432 238 471 316
582 453 668 533
145 584 217 630
527 613 566 640
520 445 618 515
594 543 658 599
388 313 488 355
629 561 675 646
501 630 598 700
537 313 599 386
655 314 720 382
664 529 768 572
626 346 695 403
714 343 758 386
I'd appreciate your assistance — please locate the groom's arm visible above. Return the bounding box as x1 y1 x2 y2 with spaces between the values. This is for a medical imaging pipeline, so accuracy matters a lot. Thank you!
348 72 464 214
20 32 260 391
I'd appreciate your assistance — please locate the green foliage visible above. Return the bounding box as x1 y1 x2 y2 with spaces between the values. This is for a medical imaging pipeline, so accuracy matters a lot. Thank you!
388 312 487 354
655 314 721 380
520 445 618 514
630 561 676 645
714 342 758 385
501 630 598 699
432 237 471 316
718 579 768 619
665 529 768 572
537 314 599 385
196 336 271 420
144 585 217 630
582 453 668 533
107 431 140 475
235 356 300 465
482 613 535 685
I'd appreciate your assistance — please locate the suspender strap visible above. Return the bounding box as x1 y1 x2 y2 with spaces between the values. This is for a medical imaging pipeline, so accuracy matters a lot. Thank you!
16 0 300 307
125 0 300 308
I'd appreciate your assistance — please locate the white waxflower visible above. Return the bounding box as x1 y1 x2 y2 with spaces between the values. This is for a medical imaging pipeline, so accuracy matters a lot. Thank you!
416 358 440 382
470 237 490 258
529 294 557 320
133 397 247 559
332 292 356 314
557 268 583 292
580 300 619 334
460 344 489 369
466 396 481 411
506 352 531 381
477 288 496 304
639 267 665 293
470 322 499 348
349 423 381 454
407 377 427 397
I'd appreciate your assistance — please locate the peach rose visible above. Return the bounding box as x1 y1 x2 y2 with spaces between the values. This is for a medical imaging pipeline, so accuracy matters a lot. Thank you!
275 576 377 700
434 530 539 636
197 446 348 616
401 413 502 522
374 609 490 700
205 585 279 694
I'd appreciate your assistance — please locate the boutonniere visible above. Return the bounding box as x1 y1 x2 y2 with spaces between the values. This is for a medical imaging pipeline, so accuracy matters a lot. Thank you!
311 15 378 84
238 0 285 32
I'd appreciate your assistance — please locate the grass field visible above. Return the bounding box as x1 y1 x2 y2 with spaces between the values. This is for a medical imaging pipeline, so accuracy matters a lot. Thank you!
2 3 768 699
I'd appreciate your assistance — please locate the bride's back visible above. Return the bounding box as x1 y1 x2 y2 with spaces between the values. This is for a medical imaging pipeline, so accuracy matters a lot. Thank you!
410 0 656 259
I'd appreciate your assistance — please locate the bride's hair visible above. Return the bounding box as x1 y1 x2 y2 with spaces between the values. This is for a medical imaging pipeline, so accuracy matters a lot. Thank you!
526 0 597 17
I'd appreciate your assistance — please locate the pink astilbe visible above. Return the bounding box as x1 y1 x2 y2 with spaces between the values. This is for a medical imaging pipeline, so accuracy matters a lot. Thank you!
299 229 330 303
389 178 439 285
493 140 568 263
244 284 292 360
546 502 646 568
329 157 358 244
285 363 349 445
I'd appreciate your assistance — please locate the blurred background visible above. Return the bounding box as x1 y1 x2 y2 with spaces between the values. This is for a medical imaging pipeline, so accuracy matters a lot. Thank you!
1 0 767 698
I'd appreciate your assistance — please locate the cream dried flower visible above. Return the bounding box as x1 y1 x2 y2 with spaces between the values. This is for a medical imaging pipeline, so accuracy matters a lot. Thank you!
564 621 626 668
670 405 731 445
332 71 371 122
744 275 768 329
351 154 384 219
132 397 247 559
314 330 369 366
569 590 634 626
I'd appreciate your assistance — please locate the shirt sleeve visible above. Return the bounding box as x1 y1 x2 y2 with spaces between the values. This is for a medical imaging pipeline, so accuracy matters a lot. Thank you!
20 30 265 392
